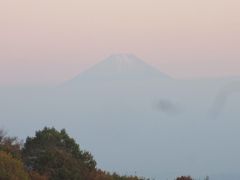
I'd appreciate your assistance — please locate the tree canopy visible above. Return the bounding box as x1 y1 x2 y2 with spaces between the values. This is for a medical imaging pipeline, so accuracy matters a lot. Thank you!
22 127 96 180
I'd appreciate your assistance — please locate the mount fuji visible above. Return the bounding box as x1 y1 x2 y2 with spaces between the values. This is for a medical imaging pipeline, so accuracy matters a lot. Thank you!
65 54 170 86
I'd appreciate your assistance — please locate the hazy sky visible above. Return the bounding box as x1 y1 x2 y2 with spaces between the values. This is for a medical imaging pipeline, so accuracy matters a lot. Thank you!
1 0 240 85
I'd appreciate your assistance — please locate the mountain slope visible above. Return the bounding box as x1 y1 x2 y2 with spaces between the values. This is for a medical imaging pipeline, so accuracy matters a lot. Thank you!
66 54 171 86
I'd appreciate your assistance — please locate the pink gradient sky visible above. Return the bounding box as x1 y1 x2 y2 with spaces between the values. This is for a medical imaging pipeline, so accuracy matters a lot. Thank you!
1 0 240 85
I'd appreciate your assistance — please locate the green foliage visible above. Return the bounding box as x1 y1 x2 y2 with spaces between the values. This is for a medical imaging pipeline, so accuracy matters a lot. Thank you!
0 151 29 180
22 127 96 180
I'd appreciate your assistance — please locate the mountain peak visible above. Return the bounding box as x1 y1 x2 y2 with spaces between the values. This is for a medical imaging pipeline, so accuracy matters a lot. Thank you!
102 53 150 72
66 54 171 84
107 53 142 63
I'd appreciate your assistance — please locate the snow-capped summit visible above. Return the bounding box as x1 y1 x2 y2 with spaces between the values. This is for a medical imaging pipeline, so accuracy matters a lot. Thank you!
103 53 148 72
66 53 171 84
94 53 160 73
